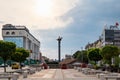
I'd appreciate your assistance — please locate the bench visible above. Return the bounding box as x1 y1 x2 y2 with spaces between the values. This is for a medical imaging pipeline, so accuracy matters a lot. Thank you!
104 76 120 80
27 68 36 74
0 74 12 80
0 76 12 80
0 72 19 80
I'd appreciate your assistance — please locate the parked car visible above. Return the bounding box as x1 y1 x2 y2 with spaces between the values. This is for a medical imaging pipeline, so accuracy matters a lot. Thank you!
20 63 25 67
61 64 67 69
80 63 87 68
11 62 20 69
0 63 8 67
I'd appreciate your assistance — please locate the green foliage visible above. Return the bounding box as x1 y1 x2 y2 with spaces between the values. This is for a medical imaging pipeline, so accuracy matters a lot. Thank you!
0 40 16 61
11 48 29 63
88 48 102 64
101 45 119 65
0 40 16 72
89 61 95 65
72 51 80 58
77 50 88 63
76 51 82 60
114 56 120 67
0 57 3 65
47 61 59 64
73 50 88 63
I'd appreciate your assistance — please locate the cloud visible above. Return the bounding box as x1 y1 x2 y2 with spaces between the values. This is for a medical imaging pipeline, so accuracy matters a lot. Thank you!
0 0 79 30
1 0 120 59
41 48 58 60
0 21 4 24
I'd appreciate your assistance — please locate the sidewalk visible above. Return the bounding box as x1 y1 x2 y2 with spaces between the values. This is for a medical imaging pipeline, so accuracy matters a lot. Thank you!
17 69 100 80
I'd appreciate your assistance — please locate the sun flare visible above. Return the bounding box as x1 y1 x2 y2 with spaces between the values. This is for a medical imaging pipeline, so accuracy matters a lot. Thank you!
35 0 53 17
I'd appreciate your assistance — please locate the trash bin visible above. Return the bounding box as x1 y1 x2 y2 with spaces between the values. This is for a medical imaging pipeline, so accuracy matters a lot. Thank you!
12 73 19 80
39 67 42 71
23 71 28 78
38 67 42 71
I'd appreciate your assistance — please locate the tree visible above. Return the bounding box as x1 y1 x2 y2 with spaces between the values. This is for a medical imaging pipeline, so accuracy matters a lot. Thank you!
0 40 16 72
101 45 120 66
88 48 102 65
77 50 88 63
72 51 80 59
11 48 29 69
114 56 120 67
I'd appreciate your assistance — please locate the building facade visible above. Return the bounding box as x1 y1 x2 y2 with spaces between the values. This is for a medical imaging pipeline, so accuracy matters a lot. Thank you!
85 38 103 50
2 24 41 60
85 23 120 49
101 24 120 47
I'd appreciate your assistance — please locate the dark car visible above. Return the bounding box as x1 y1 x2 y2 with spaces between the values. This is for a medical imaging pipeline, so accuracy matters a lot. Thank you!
20 63 25 67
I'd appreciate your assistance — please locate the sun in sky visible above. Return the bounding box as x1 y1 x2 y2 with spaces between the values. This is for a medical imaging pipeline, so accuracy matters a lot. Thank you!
34 0 53 17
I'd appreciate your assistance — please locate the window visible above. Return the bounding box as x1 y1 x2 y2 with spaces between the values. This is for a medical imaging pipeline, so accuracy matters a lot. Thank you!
11 32 15 35
6 32 10 35
4 37 23 47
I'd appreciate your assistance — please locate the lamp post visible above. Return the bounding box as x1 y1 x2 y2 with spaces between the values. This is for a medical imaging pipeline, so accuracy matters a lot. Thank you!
57 36 62 62
81 47 83 63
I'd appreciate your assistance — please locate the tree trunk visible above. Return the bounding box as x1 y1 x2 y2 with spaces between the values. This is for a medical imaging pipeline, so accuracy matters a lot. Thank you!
3 61 6 72
20 62 22 69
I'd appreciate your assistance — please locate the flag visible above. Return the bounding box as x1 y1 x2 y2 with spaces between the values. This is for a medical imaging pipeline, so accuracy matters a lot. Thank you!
116 22 119 26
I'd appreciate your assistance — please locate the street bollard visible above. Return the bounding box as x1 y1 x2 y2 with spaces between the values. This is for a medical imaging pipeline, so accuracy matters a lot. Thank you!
78 67 80 72
48 66 50 69
23 71 28 78
74 66 77 70
12 73 19 80
38 67 42 71
39 67 42 71
42 66 44 70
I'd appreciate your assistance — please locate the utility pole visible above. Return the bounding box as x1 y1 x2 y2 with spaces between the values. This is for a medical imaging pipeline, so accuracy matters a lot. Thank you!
57 36 62 62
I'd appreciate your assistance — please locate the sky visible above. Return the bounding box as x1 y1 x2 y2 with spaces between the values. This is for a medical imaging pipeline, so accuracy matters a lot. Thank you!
0 0 120 60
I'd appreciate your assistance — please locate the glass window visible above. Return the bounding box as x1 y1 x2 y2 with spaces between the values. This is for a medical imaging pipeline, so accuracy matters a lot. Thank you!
4 37 23 47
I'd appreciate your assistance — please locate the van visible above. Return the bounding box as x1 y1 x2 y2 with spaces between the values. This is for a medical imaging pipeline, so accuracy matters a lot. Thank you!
11 62 20 69
61 64 67 69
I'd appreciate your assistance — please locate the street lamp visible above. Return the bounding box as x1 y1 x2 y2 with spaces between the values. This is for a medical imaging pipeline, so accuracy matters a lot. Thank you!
57 36 62 62
81 47 83 63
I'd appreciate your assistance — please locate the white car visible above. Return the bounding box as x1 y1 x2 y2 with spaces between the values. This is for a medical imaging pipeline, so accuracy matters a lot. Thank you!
0 64 8 67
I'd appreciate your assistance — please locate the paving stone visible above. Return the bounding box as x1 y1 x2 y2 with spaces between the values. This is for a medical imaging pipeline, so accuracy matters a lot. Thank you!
17 69 100 80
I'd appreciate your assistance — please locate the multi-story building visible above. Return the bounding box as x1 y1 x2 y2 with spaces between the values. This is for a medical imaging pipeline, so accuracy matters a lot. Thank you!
101 23 120 47
85 38 103 50
85 23 120 49
2 24 41 60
